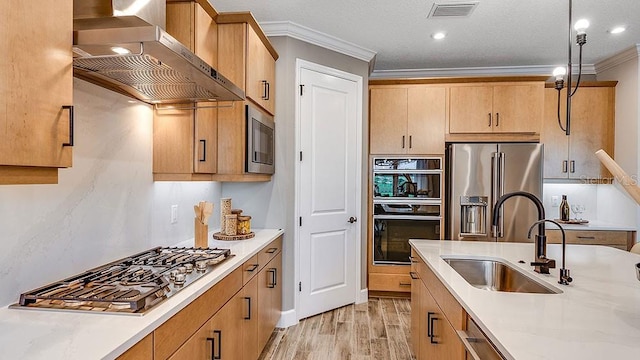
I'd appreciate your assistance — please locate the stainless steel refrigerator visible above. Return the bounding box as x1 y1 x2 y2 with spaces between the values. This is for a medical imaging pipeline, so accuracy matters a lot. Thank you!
446 143 543 242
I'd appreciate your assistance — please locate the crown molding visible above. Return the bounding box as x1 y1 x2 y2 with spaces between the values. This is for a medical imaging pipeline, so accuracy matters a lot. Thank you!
369 64 597 79
260 21 377 63
595 44 640 74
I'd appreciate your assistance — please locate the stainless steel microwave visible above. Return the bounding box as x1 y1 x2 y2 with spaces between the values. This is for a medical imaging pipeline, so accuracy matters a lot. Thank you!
246 104 275 174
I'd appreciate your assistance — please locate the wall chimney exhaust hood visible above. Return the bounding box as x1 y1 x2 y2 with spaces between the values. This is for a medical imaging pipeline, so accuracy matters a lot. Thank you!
73 0 244 104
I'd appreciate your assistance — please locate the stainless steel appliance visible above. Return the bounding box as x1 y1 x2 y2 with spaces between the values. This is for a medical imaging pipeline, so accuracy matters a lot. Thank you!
72 0 244 104
447 143 543 242
246 104 275 174
11 247 232 315
373 157 443 264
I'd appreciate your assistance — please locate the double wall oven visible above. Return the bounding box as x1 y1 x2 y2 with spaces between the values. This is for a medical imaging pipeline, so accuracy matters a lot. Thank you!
372 157 443 265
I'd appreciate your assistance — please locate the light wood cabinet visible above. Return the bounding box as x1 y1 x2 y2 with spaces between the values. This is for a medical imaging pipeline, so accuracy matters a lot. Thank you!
241 275 260 360
116 334 153 360
257 252 282 352
153 1 219 181
542 83 616 180
412 253 465 360
369 86 446 155
546 229 635 251
0 0 73 184
449 82 544 135
217 13 278 116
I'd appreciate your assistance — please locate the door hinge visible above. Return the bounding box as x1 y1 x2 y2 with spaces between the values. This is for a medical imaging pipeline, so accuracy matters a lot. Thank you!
299 281 302 292
299 217 302 226
299 84 304 96
299 151 303 161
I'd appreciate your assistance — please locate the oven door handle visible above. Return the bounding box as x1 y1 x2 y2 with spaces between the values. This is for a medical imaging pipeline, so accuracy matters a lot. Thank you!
373 215 442 221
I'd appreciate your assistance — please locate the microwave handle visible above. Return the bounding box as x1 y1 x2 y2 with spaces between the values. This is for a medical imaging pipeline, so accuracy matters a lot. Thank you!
373 215 442 221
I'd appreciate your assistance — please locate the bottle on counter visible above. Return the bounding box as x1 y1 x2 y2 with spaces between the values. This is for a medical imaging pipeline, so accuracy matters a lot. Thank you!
560 195 570 221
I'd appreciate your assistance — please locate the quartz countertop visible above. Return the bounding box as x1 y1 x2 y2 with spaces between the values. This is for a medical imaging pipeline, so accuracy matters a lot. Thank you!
0 228 284 360
547 219 636 231
409 239 640 360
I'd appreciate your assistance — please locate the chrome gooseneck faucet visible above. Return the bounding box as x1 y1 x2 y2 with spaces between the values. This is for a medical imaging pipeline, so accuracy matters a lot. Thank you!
492 191 556 274
528 219 573 285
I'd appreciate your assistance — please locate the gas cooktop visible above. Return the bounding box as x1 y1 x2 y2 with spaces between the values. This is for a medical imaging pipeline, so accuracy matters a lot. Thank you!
11 246 232 315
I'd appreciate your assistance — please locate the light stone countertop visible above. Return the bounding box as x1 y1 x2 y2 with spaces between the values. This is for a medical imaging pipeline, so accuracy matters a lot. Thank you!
410 239 640 360
0 228 284 360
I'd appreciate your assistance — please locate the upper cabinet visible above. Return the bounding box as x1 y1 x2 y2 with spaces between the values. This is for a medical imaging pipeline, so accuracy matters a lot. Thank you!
217 12 278 116
541 82 616 180
0 0 73 184
449 82 544 134
369 85 447 155
153 1 219 181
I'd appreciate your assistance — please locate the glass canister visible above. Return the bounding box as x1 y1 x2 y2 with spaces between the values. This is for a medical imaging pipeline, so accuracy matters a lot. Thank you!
237 215 252 235
224 214 238 236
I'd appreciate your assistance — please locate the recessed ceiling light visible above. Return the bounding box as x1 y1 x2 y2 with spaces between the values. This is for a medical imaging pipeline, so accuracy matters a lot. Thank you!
111 46 131 55
432 32 446 40
609 26 627 34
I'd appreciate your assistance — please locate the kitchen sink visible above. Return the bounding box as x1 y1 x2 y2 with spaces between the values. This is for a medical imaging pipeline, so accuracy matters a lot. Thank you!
442 257 561 294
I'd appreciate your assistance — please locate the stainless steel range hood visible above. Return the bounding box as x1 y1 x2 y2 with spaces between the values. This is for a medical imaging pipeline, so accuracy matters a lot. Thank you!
73 0 244 104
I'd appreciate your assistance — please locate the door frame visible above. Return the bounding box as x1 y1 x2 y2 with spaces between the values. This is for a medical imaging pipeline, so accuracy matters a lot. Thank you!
294 58 364 322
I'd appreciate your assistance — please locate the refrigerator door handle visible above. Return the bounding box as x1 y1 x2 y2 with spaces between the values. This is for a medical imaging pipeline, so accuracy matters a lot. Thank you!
498 152 506 237
491 152 500 238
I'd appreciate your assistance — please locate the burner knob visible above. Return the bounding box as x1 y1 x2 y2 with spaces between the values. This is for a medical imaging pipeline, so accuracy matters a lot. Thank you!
184 263 194 273
174 273 186 285
178 266 187 274
169 269 179 280
195 261 208 272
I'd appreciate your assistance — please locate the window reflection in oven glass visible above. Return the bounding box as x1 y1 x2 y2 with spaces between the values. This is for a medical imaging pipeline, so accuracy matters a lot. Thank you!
373 173 440 199
373 219 440 265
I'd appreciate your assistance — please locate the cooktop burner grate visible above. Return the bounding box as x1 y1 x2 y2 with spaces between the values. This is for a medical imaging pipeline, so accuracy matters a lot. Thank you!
13 246 232 315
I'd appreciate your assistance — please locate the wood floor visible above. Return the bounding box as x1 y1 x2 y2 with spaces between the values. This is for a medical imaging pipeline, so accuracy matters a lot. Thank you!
258 297 414 360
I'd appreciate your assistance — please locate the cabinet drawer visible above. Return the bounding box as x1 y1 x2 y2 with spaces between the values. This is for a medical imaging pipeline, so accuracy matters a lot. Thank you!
154 267 242 360
258 236 282 269
242 254 260 285
546 230 632 250
369 273 412 292
416 257 465 329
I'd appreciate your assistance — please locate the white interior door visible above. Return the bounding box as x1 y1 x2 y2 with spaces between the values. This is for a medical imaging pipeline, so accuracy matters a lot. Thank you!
297 61 361 320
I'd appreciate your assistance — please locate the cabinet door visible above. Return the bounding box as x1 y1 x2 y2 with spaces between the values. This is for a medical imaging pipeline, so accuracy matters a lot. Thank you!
369 87 408 154
257 252 282 351
410 264 421 358
209 294 244 360
420 283 464 360
193 107 217 174
246 26 274 114
492 84 543 133
153 109 194 175
167 321 214 360
242 275 260 360
0 0 72 168
194 3 217 67
449 86 493 134
407 86 446 155
568 87 615 180
541 88 570 179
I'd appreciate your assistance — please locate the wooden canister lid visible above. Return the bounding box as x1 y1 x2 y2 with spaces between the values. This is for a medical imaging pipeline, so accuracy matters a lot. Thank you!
231 209 243 215
238 215 251 221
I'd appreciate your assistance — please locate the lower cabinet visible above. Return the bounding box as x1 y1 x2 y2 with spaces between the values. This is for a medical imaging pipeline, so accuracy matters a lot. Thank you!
411 251 465 360
546 229 635 251
120 236 283 360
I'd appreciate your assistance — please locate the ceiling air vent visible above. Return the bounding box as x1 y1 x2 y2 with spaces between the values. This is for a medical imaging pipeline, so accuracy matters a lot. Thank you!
427 2 479 18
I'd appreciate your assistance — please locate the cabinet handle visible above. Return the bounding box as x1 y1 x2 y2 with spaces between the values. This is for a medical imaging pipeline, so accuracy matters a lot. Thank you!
427 312 439 344
244 296 252 320
266 81 270 100
408 256 418 263
488 113 492 127
409 135 412 149
199 139 206 162
267 268 277 288
266 247 278 254
402 135 405 149
246 264 258 272
495 112 500 126
262 80 269 100
399 282 411 287
562 160 568 173
207 331 223 359
570 160 575 173
576 236 596 239
62 105 74 147
409 271 419 280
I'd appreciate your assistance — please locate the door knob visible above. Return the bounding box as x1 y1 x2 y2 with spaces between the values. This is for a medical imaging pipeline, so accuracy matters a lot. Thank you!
348 217 358 223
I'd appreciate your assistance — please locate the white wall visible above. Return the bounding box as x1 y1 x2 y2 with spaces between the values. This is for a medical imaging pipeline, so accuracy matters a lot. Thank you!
0 79 222 307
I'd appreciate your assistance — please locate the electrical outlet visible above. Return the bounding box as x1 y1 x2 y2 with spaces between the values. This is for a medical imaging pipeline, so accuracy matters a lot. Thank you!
551 196 560 207
170 205 178 224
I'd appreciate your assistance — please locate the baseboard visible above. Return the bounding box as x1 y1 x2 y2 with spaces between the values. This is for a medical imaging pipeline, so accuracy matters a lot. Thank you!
276 308 298 328
357 288 369 303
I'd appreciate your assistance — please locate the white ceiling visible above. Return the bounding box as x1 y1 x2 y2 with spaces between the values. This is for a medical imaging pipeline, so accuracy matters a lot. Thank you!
212 0 640 76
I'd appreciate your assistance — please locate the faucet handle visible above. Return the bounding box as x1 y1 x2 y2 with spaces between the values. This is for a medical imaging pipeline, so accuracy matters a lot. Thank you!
531 257 556 274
